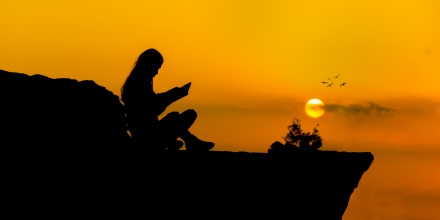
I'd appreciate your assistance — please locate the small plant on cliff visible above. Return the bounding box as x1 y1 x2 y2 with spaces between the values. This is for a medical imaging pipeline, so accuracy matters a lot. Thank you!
268 117 322 153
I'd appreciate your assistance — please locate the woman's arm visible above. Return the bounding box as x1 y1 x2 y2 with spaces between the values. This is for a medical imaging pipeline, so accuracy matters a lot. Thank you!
156 85 189 113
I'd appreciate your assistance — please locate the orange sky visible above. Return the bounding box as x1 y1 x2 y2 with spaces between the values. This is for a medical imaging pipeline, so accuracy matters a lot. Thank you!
1 1 440 218
2 0 439 153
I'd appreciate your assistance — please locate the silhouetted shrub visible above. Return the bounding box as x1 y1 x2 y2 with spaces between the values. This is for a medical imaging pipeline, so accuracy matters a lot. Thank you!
268 117 322 153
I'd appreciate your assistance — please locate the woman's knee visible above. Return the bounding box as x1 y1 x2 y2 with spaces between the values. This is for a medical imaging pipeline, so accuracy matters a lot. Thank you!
181 109 197 120
180 109 197 127
161 111 180 123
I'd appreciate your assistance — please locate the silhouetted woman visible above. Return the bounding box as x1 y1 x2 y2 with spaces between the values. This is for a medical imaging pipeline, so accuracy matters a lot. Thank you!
121 48 215 151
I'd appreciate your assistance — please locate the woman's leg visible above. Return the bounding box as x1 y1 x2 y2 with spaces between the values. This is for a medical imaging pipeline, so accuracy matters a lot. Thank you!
160 109 214 151
158 110 196 150
176 110 215 151
177 109 197 131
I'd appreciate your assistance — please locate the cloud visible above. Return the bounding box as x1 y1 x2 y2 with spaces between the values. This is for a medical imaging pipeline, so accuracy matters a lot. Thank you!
325 102 396 116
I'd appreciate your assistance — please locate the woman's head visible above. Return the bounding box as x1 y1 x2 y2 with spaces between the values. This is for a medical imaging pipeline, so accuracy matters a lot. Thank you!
134 48 163 75
121 48 164 99
134 48 164 77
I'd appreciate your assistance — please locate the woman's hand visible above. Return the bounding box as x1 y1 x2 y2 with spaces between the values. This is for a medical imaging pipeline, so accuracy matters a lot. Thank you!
180 82 191 96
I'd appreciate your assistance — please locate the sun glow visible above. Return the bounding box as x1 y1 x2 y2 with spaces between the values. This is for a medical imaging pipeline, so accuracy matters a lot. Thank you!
305 98 325 118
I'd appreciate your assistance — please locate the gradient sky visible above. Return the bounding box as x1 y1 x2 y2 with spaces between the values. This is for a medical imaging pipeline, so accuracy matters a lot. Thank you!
1 1 440 219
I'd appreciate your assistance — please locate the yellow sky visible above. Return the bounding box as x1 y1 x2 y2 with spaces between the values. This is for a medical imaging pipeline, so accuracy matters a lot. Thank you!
1 0 440 153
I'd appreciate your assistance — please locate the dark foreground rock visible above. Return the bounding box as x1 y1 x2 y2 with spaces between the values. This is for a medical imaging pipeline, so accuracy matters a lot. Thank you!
0 70 374 219
0 69 130 147
3 150 373 220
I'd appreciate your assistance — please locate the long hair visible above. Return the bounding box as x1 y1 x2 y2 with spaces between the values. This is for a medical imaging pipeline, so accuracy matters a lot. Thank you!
121 48 163 101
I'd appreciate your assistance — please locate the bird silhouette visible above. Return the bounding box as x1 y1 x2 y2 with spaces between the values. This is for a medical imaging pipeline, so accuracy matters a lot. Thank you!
340 82 347 87
327 77 332 81
327 82 333 87
334 74 340 78
321 81 328 84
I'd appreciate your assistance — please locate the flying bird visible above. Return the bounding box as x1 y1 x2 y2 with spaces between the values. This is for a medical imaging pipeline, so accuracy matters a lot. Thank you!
327 77 332 81
321 81 328 84
334 74 340 78
327 82 333 87
340 82 347 87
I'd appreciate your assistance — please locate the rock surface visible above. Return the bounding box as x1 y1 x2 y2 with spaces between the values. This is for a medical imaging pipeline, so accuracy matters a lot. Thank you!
0 70 374 219
0 69 130 148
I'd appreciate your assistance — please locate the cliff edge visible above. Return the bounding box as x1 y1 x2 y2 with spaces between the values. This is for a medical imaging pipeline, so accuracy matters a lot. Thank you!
0 70 373 219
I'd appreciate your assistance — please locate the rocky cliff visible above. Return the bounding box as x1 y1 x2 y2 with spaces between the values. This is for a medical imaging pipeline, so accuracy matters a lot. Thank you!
0 70 373 219
0 69 130 148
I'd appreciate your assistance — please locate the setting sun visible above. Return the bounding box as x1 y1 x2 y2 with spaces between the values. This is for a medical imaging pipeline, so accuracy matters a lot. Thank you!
305 98 325 118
